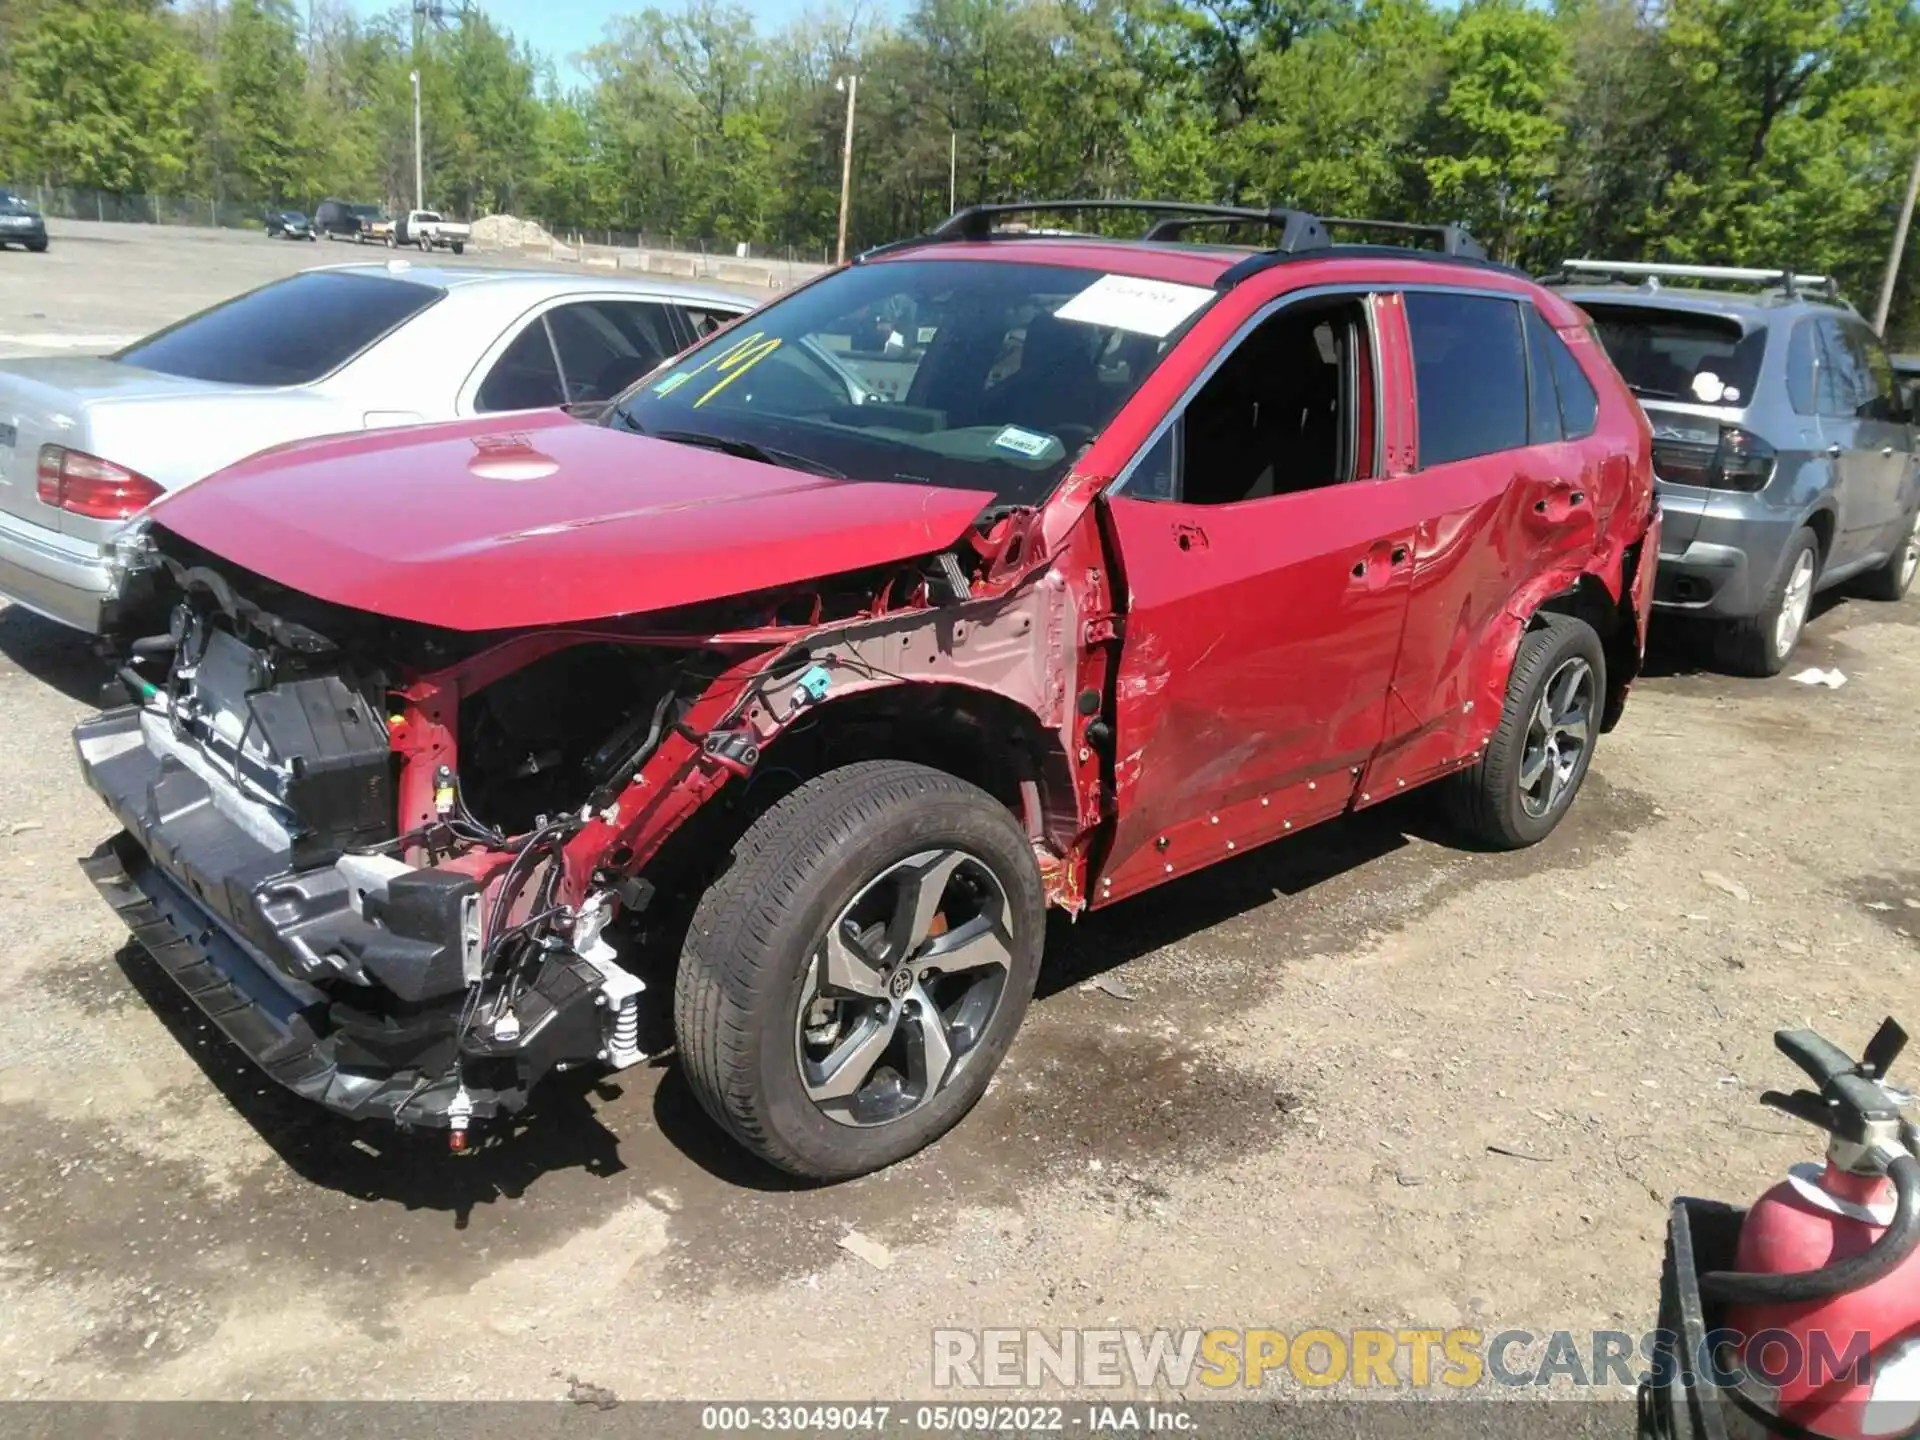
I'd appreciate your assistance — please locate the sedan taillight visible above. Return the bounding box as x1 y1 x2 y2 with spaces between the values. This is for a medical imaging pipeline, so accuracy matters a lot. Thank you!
36 445 163 519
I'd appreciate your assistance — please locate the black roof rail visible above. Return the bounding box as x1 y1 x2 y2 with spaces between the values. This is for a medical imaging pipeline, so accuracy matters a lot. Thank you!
1322 216 1486 260
927 199 1331 254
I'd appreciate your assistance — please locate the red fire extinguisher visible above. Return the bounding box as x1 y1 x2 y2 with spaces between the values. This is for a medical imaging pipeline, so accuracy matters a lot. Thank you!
1700 1019 1920 1439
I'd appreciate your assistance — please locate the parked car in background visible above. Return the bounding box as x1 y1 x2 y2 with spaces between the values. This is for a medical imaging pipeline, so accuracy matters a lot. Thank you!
0 189 48 252
395 209 469 254
263 209 316 241
1896 351 1919 404
0 265 754 632
313 200 355 239
1551 260 1919 675
350 204 391 244
74 200 1659 1180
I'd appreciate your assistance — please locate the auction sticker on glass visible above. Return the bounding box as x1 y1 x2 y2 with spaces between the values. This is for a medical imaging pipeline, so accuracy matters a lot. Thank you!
1054 274 1215 338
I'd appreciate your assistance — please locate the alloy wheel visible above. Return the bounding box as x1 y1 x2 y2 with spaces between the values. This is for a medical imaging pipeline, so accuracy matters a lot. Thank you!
794 848 1014 1128
1518 656 1595 820
1775 548 1816 660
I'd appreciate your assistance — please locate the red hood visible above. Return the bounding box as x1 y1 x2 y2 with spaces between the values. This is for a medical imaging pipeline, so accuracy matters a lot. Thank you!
149 411 994 631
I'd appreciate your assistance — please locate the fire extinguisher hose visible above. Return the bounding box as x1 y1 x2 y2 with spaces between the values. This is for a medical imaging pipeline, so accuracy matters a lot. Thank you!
1700 1153 1920 1306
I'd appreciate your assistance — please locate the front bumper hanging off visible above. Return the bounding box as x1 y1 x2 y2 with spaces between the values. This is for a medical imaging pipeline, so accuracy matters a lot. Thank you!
74 707 612 1130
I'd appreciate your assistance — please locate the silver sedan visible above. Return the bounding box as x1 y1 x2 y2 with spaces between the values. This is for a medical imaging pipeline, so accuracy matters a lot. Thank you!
0 263 756 632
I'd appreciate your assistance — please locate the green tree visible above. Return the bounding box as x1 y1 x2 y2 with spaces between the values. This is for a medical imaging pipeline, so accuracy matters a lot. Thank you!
1 0 205 193
212 0 311 203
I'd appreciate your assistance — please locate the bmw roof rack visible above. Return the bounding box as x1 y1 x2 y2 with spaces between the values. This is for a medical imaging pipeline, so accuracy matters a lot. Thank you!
1543 258 1841 301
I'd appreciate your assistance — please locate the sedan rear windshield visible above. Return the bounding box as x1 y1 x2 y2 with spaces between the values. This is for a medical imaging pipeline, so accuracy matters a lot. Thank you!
610 258 1212 506
1581 302 1765 407
116 271 441 386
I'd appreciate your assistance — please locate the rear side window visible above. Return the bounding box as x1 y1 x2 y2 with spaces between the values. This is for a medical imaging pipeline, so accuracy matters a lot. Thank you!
117 272 440 387
1406 291 1528 467
1583 303 1763 407
1523 306 1562 444
681 305 744 339
1550 331 1600 438
476 320 564 412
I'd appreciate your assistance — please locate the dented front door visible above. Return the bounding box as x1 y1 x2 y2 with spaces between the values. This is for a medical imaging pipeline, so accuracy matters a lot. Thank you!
1096 484 1416 903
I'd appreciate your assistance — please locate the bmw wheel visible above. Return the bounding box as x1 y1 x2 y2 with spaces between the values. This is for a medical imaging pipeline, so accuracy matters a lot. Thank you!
1855 509 1920 602
675 760 1044 1181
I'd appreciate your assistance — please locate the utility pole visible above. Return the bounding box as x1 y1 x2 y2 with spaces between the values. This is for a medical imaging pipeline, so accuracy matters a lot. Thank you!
411 70 424 211
1873 138 1920 337
949 131 957 215
835 73 858 266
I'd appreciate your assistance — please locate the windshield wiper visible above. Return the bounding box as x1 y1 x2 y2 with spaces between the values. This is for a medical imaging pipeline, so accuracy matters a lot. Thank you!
1626 382 1685 400
653 429 846 480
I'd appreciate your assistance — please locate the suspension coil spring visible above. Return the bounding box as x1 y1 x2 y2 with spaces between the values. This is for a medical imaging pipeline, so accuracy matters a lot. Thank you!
607 995 642 1068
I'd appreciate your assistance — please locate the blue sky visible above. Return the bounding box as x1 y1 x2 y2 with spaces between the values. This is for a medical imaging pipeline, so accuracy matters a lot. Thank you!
353 0 860 86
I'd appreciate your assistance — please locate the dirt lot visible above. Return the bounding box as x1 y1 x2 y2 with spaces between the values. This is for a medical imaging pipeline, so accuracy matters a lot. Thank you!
2 222 1917 1410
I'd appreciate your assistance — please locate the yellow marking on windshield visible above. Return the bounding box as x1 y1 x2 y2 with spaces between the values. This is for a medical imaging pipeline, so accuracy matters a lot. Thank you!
693 336 783 408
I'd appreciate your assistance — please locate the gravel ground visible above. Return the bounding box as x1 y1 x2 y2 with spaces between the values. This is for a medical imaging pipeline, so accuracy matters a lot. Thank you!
1 222 1917 1415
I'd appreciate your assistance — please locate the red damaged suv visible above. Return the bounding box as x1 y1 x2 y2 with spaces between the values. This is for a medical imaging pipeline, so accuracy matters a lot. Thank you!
77 202 1658 1179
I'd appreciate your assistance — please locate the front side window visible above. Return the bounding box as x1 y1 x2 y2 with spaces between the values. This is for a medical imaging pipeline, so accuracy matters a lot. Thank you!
1134 296 1371 506
1406 291 1528 466
117 271 441 386
610 259 1212 505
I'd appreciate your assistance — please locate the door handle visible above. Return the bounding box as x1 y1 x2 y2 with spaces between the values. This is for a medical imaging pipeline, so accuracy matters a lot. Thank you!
1532 480 1588 517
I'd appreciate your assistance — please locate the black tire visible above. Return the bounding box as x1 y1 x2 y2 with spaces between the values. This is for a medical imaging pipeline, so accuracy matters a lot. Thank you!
452 242 464 255
1854 510 1920 602
1713 526 1819 676
26 241 46 253
674 759 1045 1181
1443 613 1607 850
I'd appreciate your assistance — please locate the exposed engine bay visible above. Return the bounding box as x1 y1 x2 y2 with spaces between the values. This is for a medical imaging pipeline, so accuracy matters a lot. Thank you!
76 516 1082 1148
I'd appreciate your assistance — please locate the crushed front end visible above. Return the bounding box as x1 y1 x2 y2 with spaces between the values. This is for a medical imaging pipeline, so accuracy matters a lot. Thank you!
75 533 686 1145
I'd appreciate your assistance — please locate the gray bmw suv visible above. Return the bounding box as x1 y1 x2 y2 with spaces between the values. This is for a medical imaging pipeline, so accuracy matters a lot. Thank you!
1551 261 1919 674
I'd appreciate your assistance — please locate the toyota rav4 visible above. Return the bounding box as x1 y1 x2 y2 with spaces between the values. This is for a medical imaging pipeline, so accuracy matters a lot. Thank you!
75 201 1659 1181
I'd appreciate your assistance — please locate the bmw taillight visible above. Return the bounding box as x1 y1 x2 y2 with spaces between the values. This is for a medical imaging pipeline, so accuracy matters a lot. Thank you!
36 445 163 519
1650 425 1776 493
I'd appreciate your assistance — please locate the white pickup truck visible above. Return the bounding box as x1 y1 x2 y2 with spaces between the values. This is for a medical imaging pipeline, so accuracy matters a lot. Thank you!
394 209 470 254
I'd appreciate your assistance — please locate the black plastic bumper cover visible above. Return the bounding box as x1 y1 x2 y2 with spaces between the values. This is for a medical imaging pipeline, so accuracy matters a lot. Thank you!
81 831 461 1123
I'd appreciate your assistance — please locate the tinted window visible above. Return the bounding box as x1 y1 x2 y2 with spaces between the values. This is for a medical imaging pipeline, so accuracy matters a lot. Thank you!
1786 320 1823 415
476 320 564 412
613 259 1205 505
1550 329 1600 438
1523 305 1562 445
1846 322 1902 421
1816 319 1874 419
116 272 439 386
546 301 677 402
1406 291 1528 466
1583 303 1764 407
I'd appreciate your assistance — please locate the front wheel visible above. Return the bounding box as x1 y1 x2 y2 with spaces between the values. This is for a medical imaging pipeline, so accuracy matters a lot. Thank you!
451 242 464 255
674 760 1045 1181
1443 614 1606 850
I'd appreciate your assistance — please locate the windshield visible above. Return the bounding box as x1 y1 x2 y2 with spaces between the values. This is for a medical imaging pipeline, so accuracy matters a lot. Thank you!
117 271 441 386
610 258 1213 506
352 206 383 219
1581 302 1765 407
